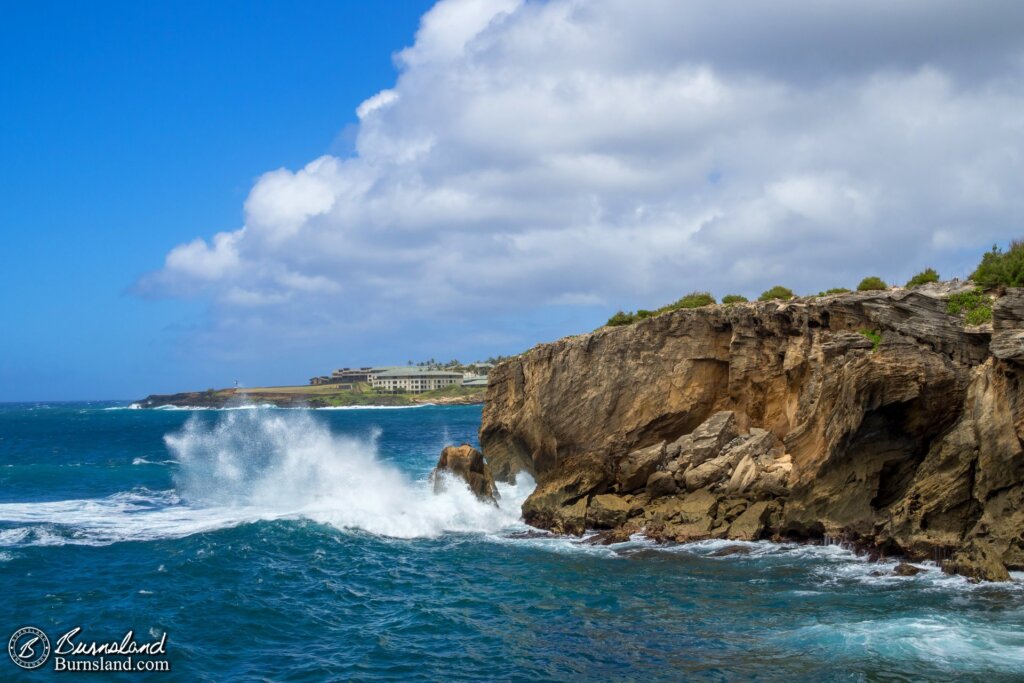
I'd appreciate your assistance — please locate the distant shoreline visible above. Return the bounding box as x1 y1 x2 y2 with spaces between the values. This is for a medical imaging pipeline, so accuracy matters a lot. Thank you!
137 384 485 409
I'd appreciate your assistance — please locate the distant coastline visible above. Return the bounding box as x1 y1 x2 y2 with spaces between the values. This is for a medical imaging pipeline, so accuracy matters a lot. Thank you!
138 383 485 409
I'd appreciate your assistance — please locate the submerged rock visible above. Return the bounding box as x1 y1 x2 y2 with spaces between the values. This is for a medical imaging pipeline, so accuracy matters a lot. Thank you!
506 530 551 540
585 525 637 545
707 545 755 557
431 444 498 504
893 563 923 577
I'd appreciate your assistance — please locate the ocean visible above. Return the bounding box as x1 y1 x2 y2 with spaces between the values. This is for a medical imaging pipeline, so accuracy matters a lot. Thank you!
1 402 1022 681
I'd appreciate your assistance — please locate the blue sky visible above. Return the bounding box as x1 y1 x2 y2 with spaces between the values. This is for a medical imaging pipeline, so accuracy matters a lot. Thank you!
3 1 1023 401
1 1 434 400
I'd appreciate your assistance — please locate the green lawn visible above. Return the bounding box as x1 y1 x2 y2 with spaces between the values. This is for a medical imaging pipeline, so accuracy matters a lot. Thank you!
227 382 485 407
236 383 367 395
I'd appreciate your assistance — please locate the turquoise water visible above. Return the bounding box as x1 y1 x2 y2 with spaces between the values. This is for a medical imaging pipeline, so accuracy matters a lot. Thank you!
1 402 1022 681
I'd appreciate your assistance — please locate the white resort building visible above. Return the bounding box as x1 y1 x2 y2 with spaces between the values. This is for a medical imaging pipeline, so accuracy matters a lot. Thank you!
369 368 464 394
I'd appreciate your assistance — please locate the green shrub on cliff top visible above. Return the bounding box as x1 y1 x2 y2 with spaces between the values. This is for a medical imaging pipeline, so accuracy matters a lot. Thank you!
605 291 716 327
857 276 888 291
606 311 636 326
946 288 993 326
722 294 748 304
664 291 715 310
972 241 1024 288
758 286 794 302
906 268 940 288
820 287 851 296
966 306 994 325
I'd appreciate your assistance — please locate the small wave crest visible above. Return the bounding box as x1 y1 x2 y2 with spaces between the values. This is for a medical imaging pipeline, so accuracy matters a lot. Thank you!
781 615 1024 672
131 457 175 466
662 538 1024 592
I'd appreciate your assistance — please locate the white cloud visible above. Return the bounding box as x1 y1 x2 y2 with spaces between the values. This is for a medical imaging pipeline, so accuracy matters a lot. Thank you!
145 0 1024 349
396 0 521 67
243 157 341 243
355 89 399 119
163 230 242 281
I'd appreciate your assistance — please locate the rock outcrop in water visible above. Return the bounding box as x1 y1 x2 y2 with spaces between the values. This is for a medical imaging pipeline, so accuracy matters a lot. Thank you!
478 283 1024 581
431 444 499 504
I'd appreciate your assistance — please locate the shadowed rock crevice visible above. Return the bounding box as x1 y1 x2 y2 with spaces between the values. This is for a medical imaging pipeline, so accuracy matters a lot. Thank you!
477 427 533 482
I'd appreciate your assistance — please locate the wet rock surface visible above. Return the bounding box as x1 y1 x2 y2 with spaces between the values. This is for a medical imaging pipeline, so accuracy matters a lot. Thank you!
894 563 923 577
431 444 499 504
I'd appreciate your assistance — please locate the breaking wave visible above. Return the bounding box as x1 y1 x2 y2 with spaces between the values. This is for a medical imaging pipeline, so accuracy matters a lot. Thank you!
166 409 528 538
0 410 531 546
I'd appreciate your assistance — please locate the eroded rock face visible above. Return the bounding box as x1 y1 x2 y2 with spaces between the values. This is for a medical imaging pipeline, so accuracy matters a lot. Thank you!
431 444 499 504
480 285 1024 581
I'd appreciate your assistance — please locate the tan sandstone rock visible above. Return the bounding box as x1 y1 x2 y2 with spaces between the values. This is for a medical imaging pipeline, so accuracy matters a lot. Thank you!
685 411 742 466
682 453 735 491
587 494 632 529
646 490 722 543
552 497 589 536
645 470 678 498
617 442 666 492
520 451 609 532
431 444 498 504
728 501 776 541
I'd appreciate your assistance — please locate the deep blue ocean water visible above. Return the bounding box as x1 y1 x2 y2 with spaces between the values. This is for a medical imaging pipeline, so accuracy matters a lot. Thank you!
1 402 1022 681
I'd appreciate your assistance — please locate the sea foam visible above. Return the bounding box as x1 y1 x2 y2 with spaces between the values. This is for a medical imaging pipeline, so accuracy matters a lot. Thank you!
167 409 529 538
0 409 531 546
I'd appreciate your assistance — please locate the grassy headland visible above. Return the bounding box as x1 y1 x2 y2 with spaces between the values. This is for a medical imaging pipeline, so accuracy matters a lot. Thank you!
139 382 485 409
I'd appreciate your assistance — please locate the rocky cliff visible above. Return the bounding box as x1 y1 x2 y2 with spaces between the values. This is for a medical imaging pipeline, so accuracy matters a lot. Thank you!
478 284 1024 581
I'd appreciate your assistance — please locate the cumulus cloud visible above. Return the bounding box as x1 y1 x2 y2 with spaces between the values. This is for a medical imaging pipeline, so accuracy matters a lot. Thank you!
163 230 242 281
143 0 1024 350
